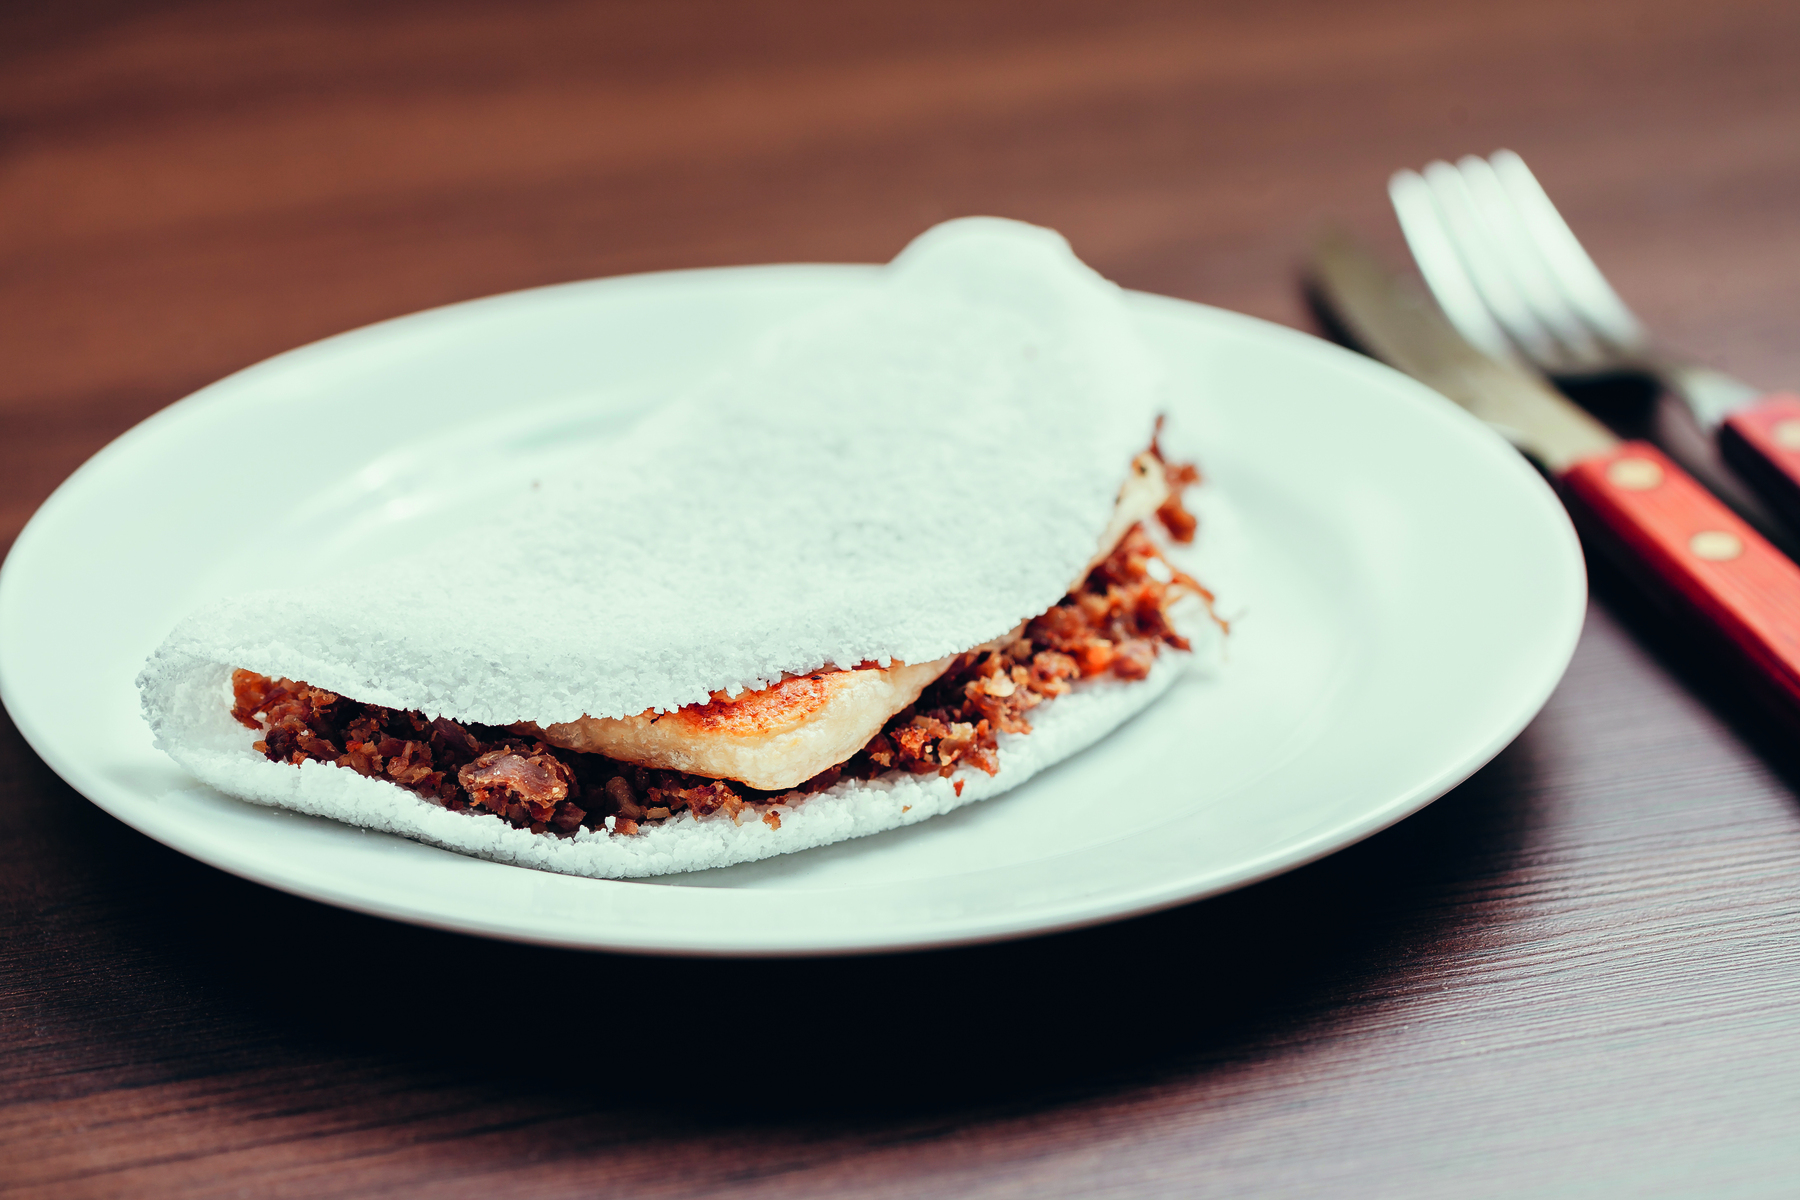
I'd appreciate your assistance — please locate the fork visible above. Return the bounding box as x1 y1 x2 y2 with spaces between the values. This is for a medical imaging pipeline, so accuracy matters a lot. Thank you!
1388 150 1800 547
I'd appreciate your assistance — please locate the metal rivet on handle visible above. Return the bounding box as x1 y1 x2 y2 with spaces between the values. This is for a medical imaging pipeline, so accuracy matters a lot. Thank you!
1690 530 1744 562
1773 419 1800 450
1606 457 1664 490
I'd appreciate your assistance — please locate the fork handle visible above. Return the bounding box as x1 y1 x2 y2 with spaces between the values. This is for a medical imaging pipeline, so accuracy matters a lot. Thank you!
1562 441 1800 709
1718 393 1800 536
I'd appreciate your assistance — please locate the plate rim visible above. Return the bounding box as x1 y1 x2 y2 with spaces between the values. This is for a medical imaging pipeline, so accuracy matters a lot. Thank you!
0 263 1586 957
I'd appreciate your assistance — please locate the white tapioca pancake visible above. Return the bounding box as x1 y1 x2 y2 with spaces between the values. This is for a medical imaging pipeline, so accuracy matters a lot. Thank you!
138 217 1218 878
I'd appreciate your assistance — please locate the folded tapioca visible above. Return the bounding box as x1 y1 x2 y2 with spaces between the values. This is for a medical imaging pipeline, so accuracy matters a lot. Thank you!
138 217 1226 879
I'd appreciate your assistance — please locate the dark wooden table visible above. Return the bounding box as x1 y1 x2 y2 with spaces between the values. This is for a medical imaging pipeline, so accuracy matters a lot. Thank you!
5 2 1799 1195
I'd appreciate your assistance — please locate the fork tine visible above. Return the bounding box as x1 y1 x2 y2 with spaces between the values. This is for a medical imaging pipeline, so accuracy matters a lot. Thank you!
1488 150 1649 353
1454 154 1611 372
1419 159 1575 372
1387 169 1518 364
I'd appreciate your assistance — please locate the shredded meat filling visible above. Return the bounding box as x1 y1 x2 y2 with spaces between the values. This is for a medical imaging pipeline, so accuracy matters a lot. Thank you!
838 521 1212 784
229 453 1212 839
1152 418 1202 545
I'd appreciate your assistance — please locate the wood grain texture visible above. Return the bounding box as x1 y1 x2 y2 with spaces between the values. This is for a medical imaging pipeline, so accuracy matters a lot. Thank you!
3 1 1800 1195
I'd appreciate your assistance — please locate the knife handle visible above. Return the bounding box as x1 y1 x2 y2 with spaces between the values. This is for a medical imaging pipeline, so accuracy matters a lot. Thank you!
1718 393 1800 535
1562 441 1800 708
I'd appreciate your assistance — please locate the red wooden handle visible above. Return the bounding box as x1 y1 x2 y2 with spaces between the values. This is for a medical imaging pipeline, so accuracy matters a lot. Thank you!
1719 393 1800 533
1562 441 1800 708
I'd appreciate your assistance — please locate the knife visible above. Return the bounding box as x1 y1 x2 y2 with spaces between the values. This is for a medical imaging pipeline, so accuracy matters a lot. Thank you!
1308 228 1800 712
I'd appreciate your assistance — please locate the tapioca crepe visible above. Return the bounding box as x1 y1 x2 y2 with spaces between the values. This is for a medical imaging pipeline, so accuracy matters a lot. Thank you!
138 217 1224 879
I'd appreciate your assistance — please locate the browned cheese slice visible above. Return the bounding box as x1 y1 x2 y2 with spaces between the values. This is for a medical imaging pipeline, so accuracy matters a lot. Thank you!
535 660 950 791
533 454 1172 790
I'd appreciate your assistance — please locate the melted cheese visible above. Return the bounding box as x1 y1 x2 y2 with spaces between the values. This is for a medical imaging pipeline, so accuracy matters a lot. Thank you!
535 659 949 791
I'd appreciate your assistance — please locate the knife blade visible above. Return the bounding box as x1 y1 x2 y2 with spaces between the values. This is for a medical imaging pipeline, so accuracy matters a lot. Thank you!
1311 227 1615 471
1308 228 1800 714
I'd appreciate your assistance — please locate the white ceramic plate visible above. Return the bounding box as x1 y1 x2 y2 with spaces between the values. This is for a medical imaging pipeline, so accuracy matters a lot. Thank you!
0 265 1584 956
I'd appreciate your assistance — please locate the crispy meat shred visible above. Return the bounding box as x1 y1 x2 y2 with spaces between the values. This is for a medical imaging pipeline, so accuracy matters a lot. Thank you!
229 451 1212 839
